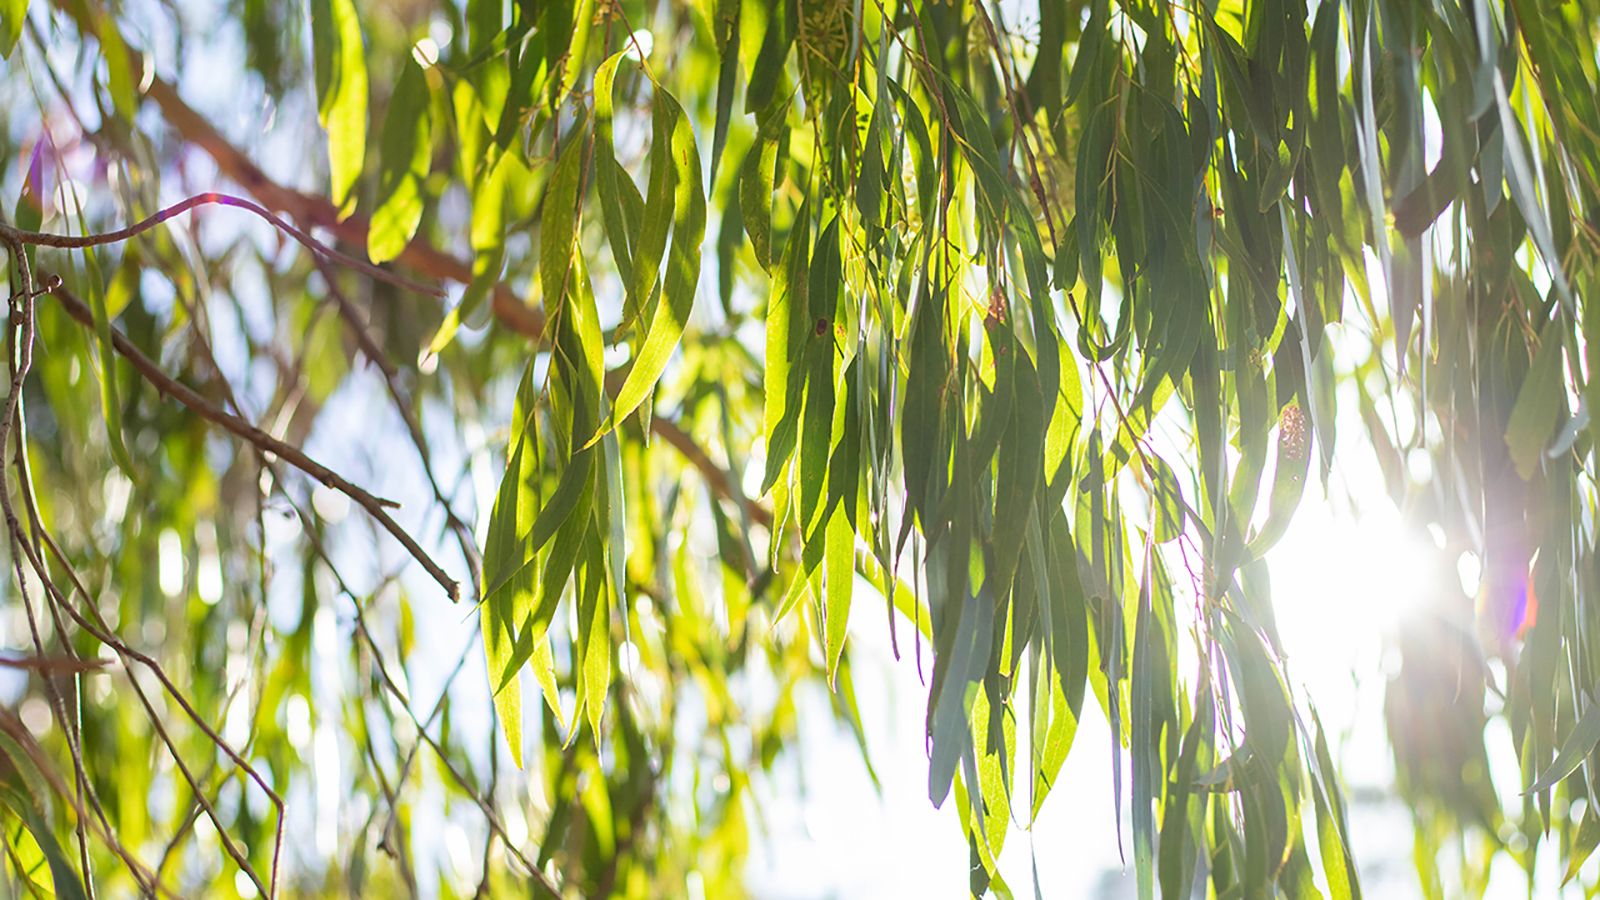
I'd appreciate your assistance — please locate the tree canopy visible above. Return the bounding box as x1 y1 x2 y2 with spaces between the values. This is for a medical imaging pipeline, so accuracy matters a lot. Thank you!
0 0 1597 896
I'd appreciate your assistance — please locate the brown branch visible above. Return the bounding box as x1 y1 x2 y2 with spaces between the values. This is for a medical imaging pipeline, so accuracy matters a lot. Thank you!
0 192 442 298
49 283 462 602
649 417 772 529
0 654 111 673
142 77 547 339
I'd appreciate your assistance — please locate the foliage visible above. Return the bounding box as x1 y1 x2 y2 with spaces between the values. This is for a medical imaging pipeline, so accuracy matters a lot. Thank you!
0 0 1595 896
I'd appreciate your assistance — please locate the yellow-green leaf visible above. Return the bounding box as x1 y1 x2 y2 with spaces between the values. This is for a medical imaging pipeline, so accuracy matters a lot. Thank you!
823 504 852 685
602 87 704 435
0 0 25 58
367 58 433 263
98 12 137 121
311 0 368 216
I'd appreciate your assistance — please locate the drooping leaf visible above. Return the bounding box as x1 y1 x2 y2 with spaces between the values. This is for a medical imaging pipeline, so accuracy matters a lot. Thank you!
0 0 25 58
1527 692 1600 795
311 0 368 216
1505 317 1565 481
603 87 705 433
367 57 433 263
540 117 589 316
97 12 137 121
0 785 89 900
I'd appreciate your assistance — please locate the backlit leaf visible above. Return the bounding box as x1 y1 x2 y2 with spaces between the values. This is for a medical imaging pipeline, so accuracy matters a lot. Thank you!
367 58 433 263
311 0 368 215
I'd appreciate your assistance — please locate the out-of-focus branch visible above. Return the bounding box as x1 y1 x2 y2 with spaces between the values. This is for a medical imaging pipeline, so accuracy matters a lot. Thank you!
0 654 111 673
650 416 772 529
142 77 547 339
50 283 462 602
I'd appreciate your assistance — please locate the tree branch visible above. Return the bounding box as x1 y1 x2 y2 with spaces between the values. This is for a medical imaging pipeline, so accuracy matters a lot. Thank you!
0 191 443 297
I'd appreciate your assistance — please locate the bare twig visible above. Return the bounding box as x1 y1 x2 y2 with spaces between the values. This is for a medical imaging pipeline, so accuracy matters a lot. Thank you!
0 654 111 673
16 517 285 898
48 283 462 601
316 260 483 586
0 192 442 298
273 486 563 895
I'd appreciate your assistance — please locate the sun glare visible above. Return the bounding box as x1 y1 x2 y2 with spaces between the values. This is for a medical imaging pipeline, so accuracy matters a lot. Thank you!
1268 489 1437 710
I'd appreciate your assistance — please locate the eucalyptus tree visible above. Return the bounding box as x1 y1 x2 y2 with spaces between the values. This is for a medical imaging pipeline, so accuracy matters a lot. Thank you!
0 0 1594 896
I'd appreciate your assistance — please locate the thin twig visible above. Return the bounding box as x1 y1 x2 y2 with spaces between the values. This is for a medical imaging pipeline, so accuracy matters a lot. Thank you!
316 260 482 586
0 192 442 298
47 284 461 602
0 711 174 896
0 654 111 673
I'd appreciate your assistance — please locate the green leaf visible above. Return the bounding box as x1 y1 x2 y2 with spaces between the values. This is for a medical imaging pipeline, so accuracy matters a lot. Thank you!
968 672 1014 874
823 503 852 685
1247 402 1312 557
0 785 89 900
603 87 705 433
1159 683 1213 900
1030 514 1089 821
540 118 589 316
1131 577 1159 900
601 429 627 621
1309 710 1360 900
550 0 594 111
1527 691 1600 794
740 135 777 268
991 342 1044 595
480 363 542 767
1492 71 1576 317
594 51 638 287
97 12 137 122
796 216 839 533
311 0 368 215
709 0 740 184
483 268 605 608
479 255 605 759
760 200 811 494
1043 339 1084 505
1564 810 1600 885
745 0 791 115
576 532 610 744
1505 317 1565 481
1065 1 1108 107
530 630 566 733
367 58 433 263
929 588 995 808
1144 454 1186 545
0 0 25 58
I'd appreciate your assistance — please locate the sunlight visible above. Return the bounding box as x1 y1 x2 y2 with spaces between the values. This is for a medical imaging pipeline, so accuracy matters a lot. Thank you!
1268 488 1436 714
